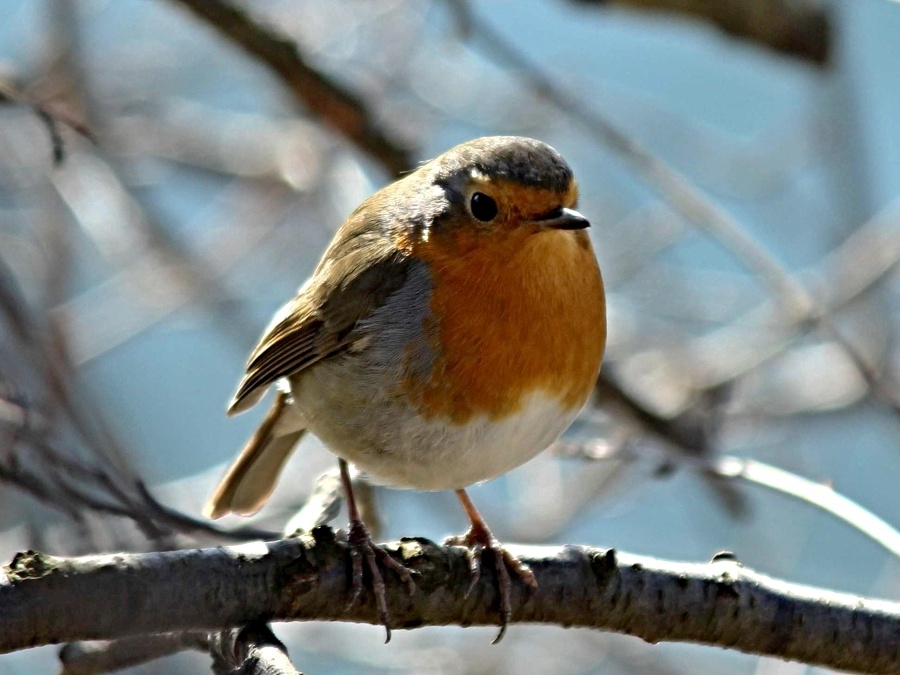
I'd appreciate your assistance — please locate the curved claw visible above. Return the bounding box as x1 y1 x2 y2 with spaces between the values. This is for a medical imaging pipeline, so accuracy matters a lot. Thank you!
345 518 416 643
445 527 536 644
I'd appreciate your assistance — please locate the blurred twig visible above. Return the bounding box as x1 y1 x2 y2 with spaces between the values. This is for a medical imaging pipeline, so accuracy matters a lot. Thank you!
283 468 343 536
0 251 276 543
59 632 209 675
165 0 413 175
209 623 302 675
53 175 290 365
0 79 96 166
569 0 831 65
114 100 327 188
0 0 281 547
52 153 261 344
591 371 748 515
561 436 900 561
715 456 900 560
694 200 900 390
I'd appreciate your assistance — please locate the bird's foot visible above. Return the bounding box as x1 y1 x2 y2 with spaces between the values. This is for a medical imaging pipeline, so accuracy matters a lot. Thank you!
346 517 416 643
445 520 537 643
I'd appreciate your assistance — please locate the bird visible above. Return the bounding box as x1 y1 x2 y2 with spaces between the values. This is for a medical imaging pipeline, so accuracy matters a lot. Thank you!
204 135 606 642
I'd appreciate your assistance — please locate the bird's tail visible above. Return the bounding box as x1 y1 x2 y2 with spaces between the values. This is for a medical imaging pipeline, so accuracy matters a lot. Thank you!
204 390 305 519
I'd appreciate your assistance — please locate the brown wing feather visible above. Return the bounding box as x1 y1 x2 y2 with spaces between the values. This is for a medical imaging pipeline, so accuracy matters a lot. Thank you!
228 317 327 413
227 208 413 415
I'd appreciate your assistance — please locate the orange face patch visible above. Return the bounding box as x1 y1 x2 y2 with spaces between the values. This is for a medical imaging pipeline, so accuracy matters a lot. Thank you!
401 220 606 424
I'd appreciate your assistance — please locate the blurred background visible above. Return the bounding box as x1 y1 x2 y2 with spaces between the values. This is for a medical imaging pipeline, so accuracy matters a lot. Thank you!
1 0 899 673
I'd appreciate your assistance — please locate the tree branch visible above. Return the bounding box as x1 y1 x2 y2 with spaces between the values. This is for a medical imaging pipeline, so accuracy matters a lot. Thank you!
209 623 301 675
59 632 208 675
164 0 413 175
570 0 831 65
2 529 898 673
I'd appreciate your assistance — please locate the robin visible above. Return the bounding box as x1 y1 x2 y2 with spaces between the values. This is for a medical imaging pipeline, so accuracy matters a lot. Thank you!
205 136 606 642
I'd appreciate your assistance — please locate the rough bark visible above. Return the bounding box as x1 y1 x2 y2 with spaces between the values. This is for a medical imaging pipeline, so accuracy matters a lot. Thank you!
2 530 898 673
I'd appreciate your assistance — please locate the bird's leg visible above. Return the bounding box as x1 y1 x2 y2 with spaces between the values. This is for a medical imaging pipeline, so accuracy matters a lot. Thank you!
445 489 537 643
340 459 415 643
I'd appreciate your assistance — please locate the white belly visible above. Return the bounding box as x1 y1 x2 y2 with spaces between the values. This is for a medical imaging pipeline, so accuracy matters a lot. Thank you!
312 390 582 491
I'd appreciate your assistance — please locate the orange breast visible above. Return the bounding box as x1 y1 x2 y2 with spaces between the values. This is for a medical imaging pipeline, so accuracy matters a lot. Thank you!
403 228 606 423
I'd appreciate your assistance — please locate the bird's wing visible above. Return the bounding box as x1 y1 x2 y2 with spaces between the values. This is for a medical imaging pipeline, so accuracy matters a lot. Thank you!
227 217 412 415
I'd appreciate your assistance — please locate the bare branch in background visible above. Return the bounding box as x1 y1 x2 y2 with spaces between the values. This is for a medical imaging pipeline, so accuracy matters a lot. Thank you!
0 223 276 544
166 0 414 175
209 623 302 675
60 626 303 675
59 632 209 675
0 0 284 550
679 202 900 414
569 0 831 65
718 457 900 559
560 437 900 560
53 179 292 366
0 80 97 165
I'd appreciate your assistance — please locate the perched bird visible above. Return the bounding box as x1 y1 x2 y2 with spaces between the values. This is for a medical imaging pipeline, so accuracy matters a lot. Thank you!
205 136 606 641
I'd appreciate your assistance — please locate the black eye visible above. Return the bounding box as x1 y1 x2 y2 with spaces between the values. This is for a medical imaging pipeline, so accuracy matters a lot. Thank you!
470 192 498 222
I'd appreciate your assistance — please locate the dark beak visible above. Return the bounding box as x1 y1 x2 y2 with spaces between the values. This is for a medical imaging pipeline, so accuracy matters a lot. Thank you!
532 207 590 230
